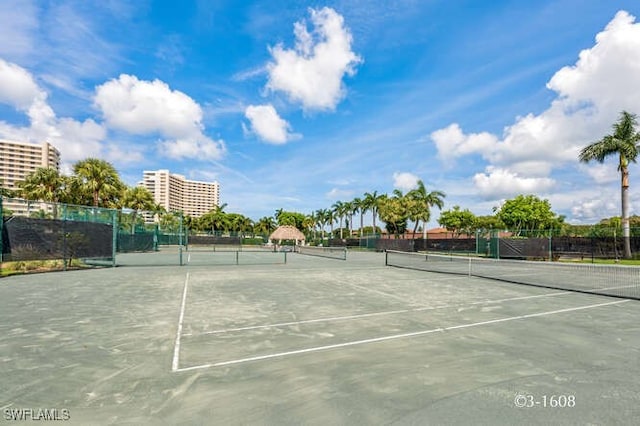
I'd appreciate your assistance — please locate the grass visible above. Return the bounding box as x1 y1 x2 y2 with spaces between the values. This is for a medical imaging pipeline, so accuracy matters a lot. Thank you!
0 258 90 277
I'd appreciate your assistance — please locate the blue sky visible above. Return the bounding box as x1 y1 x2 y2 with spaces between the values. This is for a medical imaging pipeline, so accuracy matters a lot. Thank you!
2 0 640 226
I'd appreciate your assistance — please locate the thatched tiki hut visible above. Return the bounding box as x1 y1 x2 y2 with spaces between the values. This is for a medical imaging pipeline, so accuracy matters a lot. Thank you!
269 225 305 246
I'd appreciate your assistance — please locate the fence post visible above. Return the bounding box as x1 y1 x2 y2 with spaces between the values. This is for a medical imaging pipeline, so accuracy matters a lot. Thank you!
62 214 67 272
112 210 117 267
0 196 3 265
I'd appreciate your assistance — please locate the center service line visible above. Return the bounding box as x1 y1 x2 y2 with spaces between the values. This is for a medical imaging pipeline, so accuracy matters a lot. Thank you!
173 299 629 373
171 272 190 372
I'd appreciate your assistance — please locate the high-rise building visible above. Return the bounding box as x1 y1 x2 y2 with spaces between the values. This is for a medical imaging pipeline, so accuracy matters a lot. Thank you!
0 140 61 215
141 170 219 218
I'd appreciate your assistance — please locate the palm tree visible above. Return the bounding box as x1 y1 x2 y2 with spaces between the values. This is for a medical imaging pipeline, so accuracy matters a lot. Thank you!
254 216 277 236
120 186 156 233
198 203 228 235
17 167 64 202
344 200 356 237
362 191 383 236
326 208 335 237
121 186 155 210
73 158 124 207
352 197 365 237
332 200 347 238
579 111 640 258
315 209 328 240
0 178 15 198
17 167 65 218
302 214 316 240
407 180 446 239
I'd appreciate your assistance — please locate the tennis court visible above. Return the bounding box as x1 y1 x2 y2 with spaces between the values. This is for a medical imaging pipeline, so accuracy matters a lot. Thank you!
1 251 639 424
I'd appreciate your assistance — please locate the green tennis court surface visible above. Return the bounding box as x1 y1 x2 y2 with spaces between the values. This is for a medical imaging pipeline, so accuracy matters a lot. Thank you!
1 251 639 424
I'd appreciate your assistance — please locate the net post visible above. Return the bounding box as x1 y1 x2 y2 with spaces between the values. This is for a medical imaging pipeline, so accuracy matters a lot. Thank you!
179 245 183 266
235 250 239 265
385 250 388 266
284 251 287 264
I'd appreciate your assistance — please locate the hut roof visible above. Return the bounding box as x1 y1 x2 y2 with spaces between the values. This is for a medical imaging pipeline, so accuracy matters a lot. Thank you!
269 225 305 241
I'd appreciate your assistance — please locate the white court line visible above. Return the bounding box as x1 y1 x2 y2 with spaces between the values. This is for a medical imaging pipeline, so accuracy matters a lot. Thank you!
173 299 628 373
171 272 190 372
184 291 570 337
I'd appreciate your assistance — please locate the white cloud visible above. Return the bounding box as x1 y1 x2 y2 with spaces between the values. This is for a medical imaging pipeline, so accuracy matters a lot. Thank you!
244 104 299 144
0 59 108 163
326 188 354 200
473 167 555 199
430 10 640 203
392 172 419 192
95 74 201 137
578 163 618 184
0 58 43 110
159 137 226 161
266 7 362 112
430 123 498 164
94 74 225 160
571 198 619 222
547 11 640 114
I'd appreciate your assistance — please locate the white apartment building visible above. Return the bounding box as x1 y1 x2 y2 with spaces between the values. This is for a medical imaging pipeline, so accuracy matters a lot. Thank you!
0 140 61 215
141 170 219 218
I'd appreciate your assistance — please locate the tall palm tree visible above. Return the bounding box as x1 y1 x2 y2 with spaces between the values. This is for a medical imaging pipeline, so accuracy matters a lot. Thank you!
326 208 335 237
579 111 640 258
352 197 365 237
344 200 356 237
407 180 446 239
73 158 124 207
315 209 329 239
362 191 383 236
332 200 347 238
302 214 316 240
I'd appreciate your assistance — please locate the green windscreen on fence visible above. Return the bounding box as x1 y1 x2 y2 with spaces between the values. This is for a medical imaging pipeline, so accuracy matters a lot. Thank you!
1 197 117 273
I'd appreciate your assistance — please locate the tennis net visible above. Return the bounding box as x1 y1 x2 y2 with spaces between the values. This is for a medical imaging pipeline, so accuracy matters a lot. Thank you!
297 245 347 260
385 250 640 300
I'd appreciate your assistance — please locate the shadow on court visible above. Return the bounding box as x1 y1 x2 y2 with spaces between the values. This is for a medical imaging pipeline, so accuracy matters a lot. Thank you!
1 251 639 424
